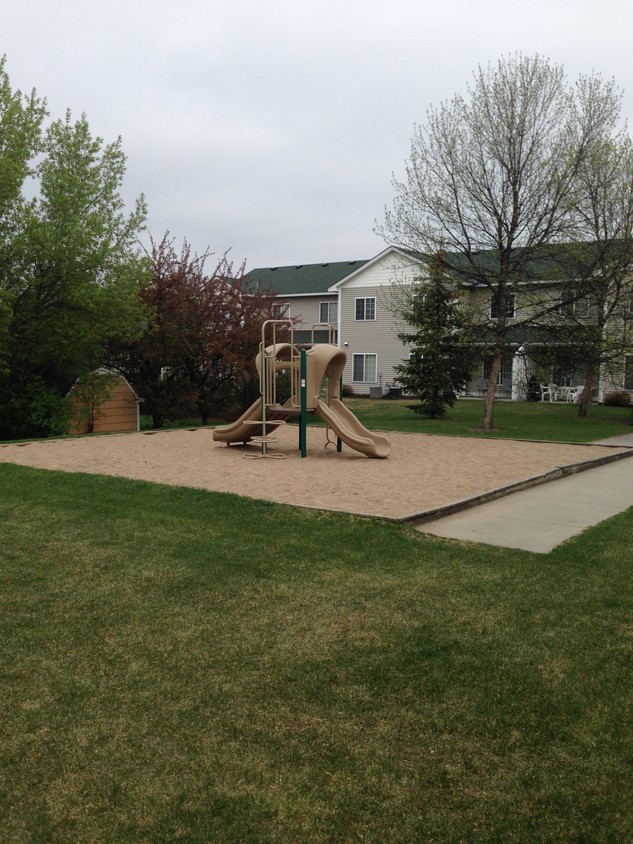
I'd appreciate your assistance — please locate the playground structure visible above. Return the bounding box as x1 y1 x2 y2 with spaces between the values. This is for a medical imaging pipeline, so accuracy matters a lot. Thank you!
212 320 390 459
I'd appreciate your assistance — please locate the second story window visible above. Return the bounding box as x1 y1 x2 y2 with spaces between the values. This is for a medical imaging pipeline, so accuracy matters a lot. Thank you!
490 293 515 319
557 291 590 318
319 301 338 324
355 297 376 321
272 302 290 319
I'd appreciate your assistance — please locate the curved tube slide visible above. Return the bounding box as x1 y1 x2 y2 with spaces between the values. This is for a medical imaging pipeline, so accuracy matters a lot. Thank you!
315 398 390 459
213 342 391 458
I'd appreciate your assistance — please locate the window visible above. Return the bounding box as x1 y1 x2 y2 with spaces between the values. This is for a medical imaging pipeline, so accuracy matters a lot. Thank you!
625 356 633 391
555 370 575 388
355 297 376 321
555 368 583 388
553 355 584 388
483 354 513 385
490 293 515 319
352 353 377 383
557 291 590 317
319 301 338 323
272 302 289 319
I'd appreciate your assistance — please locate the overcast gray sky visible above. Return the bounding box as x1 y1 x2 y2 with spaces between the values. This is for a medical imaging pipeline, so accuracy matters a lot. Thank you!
4 0 633 269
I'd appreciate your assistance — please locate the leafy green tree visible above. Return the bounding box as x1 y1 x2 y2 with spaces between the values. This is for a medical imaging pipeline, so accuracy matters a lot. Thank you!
0 58 148 439
394 254 477 418
0 56 46 380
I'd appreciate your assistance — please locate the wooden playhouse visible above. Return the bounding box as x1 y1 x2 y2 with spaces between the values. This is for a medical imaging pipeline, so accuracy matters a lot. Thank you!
67 369 141 435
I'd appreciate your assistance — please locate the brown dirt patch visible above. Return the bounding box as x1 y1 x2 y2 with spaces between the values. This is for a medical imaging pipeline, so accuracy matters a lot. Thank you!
1 426 629 520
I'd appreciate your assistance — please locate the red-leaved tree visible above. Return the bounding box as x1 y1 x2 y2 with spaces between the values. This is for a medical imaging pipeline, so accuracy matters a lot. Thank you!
108 235 276 427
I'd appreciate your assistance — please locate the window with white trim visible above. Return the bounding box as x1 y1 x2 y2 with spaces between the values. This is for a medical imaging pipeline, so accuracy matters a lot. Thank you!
555 370 576 388
319 301 338 323
352 353 377 383
490 293 515 319
355 297 376 321
272 302 290 319
557 291 590 317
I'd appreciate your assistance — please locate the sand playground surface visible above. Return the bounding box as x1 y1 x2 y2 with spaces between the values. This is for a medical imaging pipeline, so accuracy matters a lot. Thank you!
1 424 631 522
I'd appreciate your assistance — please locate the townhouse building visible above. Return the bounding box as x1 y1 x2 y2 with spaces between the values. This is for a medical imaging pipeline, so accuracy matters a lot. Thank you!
244 247 633 401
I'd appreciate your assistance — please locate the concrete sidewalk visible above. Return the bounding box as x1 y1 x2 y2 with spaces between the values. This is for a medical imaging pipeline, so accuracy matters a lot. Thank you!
416 432 633 554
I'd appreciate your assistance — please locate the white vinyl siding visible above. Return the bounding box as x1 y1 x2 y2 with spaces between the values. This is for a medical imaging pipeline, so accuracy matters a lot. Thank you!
274 295 336 330
339 257 420 394
352 353 377 383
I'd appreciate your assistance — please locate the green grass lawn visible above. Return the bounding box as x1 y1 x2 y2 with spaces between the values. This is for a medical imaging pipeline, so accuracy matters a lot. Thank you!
139 398 633 444
346 397 633 442
1 464 632 842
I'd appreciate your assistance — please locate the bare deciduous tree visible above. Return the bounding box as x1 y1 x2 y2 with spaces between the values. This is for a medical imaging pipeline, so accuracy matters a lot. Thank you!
378 54 624 430
568 133 633 416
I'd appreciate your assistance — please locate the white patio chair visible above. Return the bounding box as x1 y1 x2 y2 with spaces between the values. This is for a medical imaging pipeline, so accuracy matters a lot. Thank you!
540 383 558 402
569 385 584 403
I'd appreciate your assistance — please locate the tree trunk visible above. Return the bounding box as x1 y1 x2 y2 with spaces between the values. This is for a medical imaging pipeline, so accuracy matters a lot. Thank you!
482 353 502 431
577 366 597 418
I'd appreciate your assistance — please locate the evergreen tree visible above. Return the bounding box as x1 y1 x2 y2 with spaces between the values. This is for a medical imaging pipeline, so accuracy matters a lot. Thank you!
394 254 477 419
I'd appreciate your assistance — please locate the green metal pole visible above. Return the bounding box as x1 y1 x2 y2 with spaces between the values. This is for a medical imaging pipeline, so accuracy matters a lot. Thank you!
300 349 307 458
260 343 267 457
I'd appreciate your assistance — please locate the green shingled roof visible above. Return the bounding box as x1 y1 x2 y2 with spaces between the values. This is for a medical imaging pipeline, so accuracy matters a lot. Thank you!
435 242 628 284
244 260 369 296
244 241 625 297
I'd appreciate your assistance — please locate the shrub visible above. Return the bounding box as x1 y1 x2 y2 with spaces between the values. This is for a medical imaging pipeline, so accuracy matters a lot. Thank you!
603 390 632 407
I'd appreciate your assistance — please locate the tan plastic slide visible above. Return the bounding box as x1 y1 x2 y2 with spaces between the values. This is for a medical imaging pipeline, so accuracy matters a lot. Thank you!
213 340 391 458
315 397 391 459
212 398 291 444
